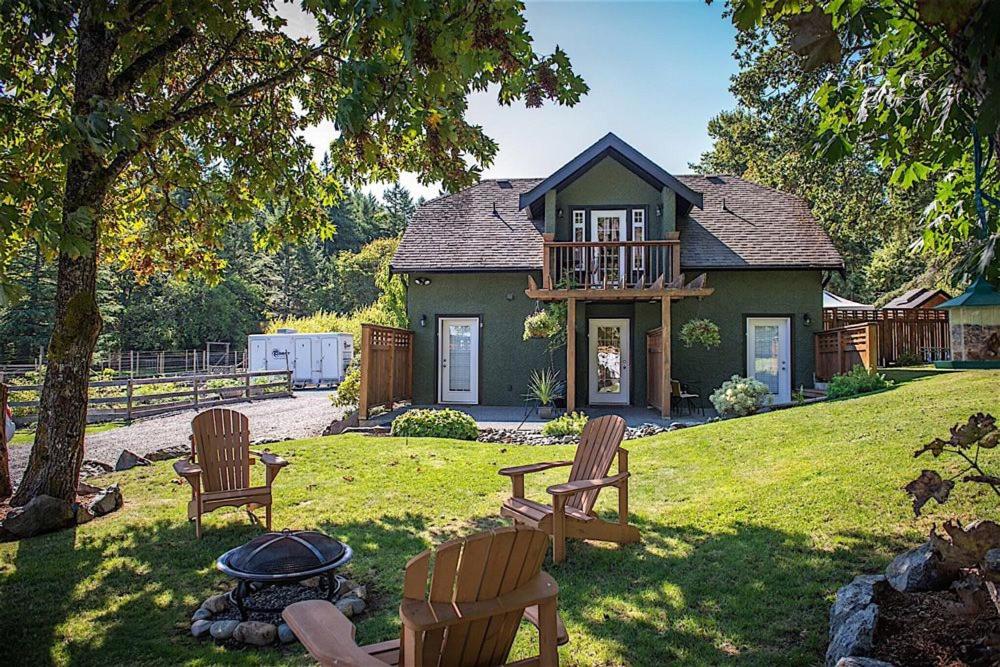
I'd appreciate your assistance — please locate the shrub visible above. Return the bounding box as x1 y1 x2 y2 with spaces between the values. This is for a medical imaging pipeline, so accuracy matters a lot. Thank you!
332 361 360 407
679 318 722 349
541 411 588 437
391 408 479 440
826 365 893 399
709 375 772 418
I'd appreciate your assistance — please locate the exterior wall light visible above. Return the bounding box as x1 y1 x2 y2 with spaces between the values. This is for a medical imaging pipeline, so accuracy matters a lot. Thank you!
656 204 662 217
413 277 431 286
420 315 427 327
803 312 813 327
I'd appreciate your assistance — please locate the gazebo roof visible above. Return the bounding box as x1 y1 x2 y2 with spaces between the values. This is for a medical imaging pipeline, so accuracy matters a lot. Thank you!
939 277 1000 308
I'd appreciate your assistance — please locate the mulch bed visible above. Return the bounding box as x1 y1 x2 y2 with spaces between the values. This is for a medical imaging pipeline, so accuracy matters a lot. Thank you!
872 585 1000 666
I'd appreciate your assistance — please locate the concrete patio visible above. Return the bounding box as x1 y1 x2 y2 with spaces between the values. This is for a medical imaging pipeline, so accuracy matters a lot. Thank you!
367 404 713 430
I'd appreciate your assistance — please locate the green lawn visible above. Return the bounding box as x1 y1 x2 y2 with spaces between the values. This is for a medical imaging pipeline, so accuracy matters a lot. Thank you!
2 371 998 666
8 421 122 447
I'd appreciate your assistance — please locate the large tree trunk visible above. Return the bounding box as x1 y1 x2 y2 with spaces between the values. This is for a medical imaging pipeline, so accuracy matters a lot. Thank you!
10 2 115 506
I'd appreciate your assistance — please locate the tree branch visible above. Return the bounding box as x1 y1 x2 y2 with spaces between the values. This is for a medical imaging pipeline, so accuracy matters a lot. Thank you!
109 27 194 98
169 27 248 114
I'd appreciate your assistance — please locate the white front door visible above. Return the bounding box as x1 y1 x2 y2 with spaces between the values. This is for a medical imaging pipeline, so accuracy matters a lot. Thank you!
439 317 479 404
590 210 627 286
589 318 630 405
746 317 791 404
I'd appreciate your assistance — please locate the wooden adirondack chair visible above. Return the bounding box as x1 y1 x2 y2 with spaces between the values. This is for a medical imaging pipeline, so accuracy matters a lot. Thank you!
283 526 569 666
499 414 639 563
173 408 288 538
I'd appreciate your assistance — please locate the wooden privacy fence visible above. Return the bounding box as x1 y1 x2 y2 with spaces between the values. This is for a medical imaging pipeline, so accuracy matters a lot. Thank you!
7 370 291 424
646 327 664 410
358 324 413 420
823 308 950 365
815 323 880 382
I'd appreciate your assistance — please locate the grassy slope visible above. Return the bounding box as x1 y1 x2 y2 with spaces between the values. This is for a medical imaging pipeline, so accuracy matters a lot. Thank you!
1 371 997 666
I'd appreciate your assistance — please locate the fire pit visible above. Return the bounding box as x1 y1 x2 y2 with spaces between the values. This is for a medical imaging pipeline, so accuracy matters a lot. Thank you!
217 529 352 621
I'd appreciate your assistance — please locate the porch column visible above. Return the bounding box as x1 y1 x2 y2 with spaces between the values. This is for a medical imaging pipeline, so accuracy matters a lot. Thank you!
661 296 671 418
566 297 576 414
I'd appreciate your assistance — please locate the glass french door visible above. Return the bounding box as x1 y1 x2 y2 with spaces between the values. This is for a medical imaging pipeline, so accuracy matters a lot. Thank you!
590 210 626 287
438 317 479 404
746 317 791 404
588 318 630 405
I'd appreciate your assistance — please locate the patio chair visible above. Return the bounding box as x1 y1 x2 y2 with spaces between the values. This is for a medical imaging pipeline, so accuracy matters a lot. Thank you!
499 414 639 563
671 380 701 415
283 526 569 666
173 408 288 538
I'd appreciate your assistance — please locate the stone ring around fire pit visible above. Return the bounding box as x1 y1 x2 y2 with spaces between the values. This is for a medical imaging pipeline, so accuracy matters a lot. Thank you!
217 529 352 621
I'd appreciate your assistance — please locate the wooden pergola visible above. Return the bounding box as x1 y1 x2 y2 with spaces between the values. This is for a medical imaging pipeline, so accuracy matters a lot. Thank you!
526 273 714 418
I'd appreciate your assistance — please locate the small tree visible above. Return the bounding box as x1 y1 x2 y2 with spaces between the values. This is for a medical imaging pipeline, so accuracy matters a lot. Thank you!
1 0 586 506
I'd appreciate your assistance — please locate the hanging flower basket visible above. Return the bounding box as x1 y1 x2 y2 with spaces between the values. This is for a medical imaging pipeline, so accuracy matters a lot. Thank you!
679 318 722 349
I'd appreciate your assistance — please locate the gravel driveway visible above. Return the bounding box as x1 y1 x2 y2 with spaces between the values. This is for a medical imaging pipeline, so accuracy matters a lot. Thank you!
9 389 346 482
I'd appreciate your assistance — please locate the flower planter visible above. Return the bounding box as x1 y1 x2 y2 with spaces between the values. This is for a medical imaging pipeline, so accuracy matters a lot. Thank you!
538 405 555 419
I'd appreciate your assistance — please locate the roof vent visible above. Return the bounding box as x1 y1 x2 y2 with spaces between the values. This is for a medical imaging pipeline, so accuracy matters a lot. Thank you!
707 175 725 185
497 180 513 189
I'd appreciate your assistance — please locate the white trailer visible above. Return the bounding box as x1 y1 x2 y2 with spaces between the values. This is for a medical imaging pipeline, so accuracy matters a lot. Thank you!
247 331 354 386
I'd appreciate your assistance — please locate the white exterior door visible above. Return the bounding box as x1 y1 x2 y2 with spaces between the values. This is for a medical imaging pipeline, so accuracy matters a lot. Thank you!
589 318 630 405
590 210 627 286
439 317 479 404
321 337 339 382
746 317 791 404
294 338 312 382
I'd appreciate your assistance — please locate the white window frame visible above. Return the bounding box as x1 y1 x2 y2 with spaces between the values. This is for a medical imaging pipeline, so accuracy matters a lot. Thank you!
572 210 586 274
631 208 646 276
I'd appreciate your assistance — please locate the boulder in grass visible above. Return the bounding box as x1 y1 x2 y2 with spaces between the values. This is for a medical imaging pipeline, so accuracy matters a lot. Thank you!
88 484 123 516
210 620 240 641
826 603 879 667
190 620 212 638
1 495 76 538
277 623 297 644
836 659 896 667
115 449 151 471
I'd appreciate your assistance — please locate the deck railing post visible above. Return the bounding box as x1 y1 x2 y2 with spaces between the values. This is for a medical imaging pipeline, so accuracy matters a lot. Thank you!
193 377 199 409
126 379 134 422
246 372 252 400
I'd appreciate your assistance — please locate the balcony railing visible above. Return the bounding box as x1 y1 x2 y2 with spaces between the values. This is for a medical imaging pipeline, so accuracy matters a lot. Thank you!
542 240 680 291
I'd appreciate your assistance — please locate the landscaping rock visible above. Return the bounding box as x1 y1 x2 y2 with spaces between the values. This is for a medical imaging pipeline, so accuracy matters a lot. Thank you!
144 444 189 462
2 495 76 538
191 608 212 622
301 576 320 588
233 621 276 646
277 623 297 644
190 620 212 638
200 593 231 614
80 459 114 478
885 542 947 592
983 548 1000 580
836 658 896 667
826 575 885 667
349 584 367 601
115 449 151 471
88 484 122 516
210 620 240 641
826 603 879 667
335 595 365 617
74 504 95 524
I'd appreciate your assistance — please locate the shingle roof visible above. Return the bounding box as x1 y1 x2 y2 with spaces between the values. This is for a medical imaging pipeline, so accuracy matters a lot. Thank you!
883 287 951 308
391 179 544 272
391 175 844 273
675 175 843 271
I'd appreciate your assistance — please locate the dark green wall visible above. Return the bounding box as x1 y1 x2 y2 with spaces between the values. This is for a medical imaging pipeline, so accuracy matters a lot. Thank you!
406 272 554 406
670 270 824 396
554 157 670 241
405 269 823 407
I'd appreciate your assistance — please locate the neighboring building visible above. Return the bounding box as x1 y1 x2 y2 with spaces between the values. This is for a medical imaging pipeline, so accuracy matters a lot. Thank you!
823 290 873 310
883 287 952 309
391 133 843 416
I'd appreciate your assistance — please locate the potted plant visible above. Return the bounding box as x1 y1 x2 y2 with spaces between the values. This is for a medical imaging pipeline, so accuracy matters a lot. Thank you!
526 368 564 418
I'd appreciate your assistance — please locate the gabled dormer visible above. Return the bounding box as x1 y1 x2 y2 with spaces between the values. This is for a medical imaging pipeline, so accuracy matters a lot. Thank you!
520 133 709 297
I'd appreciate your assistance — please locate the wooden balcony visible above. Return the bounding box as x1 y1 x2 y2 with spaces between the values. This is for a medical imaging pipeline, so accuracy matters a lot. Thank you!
527 239 712 300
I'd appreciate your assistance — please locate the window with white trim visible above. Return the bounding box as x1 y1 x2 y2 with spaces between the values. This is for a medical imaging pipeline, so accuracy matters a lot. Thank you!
572 210 586 273
631 208 646 274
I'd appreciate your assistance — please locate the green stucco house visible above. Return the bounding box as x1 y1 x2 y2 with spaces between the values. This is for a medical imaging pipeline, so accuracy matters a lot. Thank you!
391 133 843 417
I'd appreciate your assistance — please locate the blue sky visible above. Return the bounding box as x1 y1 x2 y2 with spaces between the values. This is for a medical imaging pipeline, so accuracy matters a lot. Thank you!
294 1 740 200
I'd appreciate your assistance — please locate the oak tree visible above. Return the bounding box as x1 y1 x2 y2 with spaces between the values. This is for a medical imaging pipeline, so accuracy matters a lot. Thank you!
0 0 586 505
